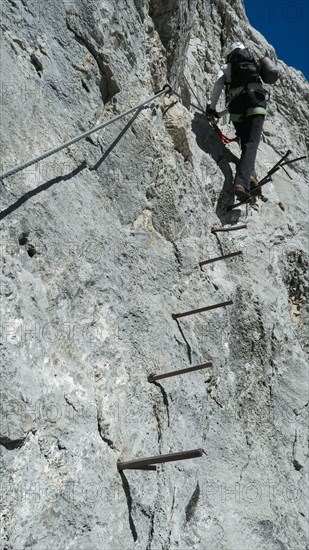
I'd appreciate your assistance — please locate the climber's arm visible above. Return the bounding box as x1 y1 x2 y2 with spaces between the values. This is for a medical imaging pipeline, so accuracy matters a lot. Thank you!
209 70 226 111
208 63 230 115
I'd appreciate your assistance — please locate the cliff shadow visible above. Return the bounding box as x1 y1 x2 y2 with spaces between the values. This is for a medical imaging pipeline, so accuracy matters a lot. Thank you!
119 471 138 542
89 107 143 171
191 112 241 224
0 161 87 221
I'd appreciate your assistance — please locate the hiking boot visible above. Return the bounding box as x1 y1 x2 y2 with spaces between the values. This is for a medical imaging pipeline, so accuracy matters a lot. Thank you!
250 176 262 197
250 176 262 196
234 184 250 201
250 175 259 189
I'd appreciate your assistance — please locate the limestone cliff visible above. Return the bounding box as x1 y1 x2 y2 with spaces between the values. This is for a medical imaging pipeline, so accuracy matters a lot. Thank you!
0 1 308 549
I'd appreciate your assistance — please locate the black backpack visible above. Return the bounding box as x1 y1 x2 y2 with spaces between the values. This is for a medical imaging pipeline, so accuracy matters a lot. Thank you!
229 48 261 87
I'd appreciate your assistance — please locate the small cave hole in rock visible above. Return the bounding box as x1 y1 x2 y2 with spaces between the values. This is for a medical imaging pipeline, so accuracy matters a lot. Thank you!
27 245 37 258
18 232 29 245
293 459 303 471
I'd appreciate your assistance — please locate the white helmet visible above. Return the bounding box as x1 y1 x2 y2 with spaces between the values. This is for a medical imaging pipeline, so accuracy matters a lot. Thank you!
227 42 245 56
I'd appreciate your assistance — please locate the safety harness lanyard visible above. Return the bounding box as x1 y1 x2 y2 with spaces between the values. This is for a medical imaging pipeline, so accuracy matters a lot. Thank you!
210 121 239 144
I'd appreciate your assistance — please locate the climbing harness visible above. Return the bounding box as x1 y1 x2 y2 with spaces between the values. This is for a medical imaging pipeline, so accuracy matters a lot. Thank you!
227 150 307 211
0 85 172 180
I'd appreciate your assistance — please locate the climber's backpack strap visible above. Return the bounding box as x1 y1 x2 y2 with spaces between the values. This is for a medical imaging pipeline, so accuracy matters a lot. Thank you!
229 48 261 88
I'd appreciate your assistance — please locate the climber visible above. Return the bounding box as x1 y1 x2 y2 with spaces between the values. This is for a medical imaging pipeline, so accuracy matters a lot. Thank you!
206 42 277 201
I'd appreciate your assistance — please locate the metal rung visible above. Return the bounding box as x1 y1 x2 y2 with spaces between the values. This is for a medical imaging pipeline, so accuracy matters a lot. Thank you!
148 362 213 382
117 448 205 471
200 251 242 266
211 224 247 233
172 300 233 320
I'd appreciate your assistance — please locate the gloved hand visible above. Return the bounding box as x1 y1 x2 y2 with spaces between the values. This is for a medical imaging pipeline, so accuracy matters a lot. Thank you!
206 105 219 119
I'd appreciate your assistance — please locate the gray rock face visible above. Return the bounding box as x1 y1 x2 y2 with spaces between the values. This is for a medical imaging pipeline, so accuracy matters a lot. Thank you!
0 1 308 549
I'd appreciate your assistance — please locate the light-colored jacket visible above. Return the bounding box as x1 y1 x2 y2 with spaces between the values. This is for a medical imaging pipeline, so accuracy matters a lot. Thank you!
209 63 231 111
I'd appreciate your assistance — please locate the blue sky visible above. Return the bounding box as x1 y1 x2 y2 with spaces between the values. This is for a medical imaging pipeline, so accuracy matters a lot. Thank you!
243 0 309 80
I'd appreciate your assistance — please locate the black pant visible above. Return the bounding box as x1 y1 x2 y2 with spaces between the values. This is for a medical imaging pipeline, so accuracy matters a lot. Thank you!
233 115 265 190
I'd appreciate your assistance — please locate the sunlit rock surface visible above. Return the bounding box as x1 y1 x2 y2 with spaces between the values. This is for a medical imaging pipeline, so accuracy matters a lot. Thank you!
1 1 308 548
